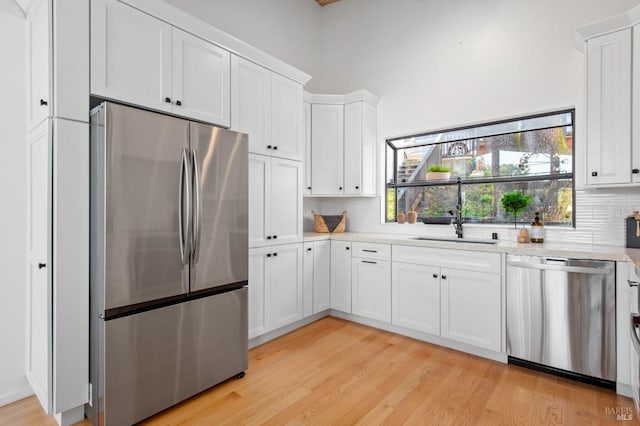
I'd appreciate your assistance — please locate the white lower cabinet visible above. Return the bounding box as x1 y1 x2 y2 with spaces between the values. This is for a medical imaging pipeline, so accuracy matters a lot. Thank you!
248 243 303 339
440 268 501 352
331 240 352 313
352 258 391 322
302 240 331 317
392 262 440 335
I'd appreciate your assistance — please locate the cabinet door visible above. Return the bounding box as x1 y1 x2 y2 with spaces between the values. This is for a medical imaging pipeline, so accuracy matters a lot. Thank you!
269 244 303 329
392 262 440 335
26 121 52 412
352 259 391 322
311 104 344 195
343 102 363 195
91 0 172 113
633 25 640 184
271 73 303 161
331 241 352 312
28 0 51 128
270 158 303 245
313 240 331 313
231 55 272 156
361 103 377 196
586 28 632 185
303 101 312 194
248 154 271 248
441 268 501 352
248 247 269 338
303 243 314 317
173 28 230 126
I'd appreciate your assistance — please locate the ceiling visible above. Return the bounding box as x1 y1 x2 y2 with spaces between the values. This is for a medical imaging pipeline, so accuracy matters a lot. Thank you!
316 0 340 6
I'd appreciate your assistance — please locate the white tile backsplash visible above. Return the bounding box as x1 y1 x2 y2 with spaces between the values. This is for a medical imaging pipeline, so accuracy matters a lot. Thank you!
304 187 640 247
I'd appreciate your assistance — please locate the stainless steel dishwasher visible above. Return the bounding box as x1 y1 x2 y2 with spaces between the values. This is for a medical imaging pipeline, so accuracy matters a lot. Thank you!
506 254 616 388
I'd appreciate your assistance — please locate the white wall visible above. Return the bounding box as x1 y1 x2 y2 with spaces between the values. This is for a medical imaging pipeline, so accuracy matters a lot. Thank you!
306 0 640 245
163 0 324 87
0 12 30 406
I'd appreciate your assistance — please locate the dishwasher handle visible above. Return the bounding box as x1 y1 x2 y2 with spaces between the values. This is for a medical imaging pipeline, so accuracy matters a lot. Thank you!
631 314 640 355
507 259 614 275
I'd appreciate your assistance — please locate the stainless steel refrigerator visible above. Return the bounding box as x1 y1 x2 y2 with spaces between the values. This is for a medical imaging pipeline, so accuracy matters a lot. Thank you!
87 102 248 426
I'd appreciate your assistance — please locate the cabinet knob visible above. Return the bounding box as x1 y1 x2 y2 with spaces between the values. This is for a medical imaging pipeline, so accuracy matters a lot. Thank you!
346 247 350 250
273 252 278 257
267 236 272 240
441 275 447 279
267 145 272 149
39 99 48 106
176 100 182 106
339 187 343 190
432 273 438 278
165 97 171 103
591 171 598 177
266 253 271 257
633 169 640 174
273 235 278 239
355 186 359 190
629 280 640 287
273 146 278 150
307 187 311 190
38 263 46 269
307 248 312 251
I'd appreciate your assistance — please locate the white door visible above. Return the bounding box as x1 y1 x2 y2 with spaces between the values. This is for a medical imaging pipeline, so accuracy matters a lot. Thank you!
303 101 312 195
270 158 302 245
26 121 52 412
343 102 362 195
248 154 271 248
330 240 352 313
440 268 501 352
248 247 269 338
311 104 344 195
269 244 303 329
302 243 314 317
392 262 440 335
271 73 303 161
313 240 331 313
173 28 230 126
352 259 391 322
586 28 632 186
91 0 172 113
28 0 51 128
231 55 271 156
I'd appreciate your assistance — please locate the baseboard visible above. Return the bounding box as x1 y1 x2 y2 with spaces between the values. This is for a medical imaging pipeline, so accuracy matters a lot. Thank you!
0 384 34 408
617 382 633 398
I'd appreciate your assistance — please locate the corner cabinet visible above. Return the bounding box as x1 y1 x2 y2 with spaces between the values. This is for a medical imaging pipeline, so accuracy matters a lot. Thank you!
91 0 230 127
231 55 303 161
306 91 378 196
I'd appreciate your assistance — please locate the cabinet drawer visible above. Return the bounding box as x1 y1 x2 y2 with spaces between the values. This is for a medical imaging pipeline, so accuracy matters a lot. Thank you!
392 245 500 274
352 242 391 260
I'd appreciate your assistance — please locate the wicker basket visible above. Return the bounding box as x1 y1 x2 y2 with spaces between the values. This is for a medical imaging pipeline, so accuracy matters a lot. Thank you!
312 210 346 233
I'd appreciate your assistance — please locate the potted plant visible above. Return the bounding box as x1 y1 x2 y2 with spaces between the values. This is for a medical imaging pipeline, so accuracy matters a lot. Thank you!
426 164 451 181
500 192 532 228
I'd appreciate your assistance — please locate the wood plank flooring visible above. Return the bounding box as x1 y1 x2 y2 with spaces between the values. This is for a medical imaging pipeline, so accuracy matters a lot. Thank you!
2 317 638 425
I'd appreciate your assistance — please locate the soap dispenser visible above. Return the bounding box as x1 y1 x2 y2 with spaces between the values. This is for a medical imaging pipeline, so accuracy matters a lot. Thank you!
531 212 545 243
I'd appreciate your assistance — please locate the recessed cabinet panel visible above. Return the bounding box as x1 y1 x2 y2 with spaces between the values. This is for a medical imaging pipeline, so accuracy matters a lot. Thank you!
392 262 440 335
248 154 271 248
303 243 314 317
269 244 303 329
28 0 51 128
586 28 632 186
172 29 230 126
313 240 331 313
303 102 312 194
271 74 303 161
270 158 303 245
311 104 344 195
331 240 352 313
352 259 391 322
91 0 172 112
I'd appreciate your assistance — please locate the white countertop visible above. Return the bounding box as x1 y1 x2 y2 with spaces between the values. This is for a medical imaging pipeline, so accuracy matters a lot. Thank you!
304 231 640 265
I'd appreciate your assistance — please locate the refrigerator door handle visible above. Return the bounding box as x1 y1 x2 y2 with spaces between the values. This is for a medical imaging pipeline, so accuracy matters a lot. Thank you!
192 149 202 264
178 148 191 266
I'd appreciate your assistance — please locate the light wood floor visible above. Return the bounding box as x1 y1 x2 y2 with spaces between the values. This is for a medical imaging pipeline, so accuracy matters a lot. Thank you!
2 317 638 425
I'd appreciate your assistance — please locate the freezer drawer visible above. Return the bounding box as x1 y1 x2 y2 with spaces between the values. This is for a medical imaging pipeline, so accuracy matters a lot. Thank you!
506 255 615 383
97 287 248 426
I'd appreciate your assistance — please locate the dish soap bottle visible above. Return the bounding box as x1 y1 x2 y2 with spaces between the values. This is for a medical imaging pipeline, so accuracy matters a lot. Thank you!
531 212 544 243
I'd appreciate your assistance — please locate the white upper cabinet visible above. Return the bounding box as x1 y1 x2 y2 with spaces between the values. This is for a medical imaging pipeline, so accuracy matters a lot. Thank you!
303 101 312 195
91 0 230 127
586 28 632 186
231 55 303 161
344 101 377 196
311 104 344 195
172 28 230 125
28 0 51 128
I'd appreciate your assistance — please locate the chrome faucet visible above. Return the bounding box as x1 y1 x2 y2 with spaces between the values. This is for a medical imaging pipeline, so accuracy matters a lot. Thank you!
448 177 464 239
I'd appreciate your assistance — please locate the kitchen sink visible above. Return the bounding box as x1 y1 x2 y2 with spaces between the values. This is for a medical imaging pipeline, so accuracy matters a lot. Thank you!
411 236 498 245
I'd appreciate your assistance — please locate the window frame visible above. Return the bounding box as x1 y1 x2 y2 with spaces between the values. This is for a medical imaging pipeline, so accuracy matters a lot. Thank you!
385 109 576 227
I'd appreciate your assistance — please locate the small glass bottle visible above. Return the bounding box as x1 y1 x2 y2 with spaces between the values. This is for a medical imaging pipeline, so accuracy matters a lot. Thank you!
531 212 545 243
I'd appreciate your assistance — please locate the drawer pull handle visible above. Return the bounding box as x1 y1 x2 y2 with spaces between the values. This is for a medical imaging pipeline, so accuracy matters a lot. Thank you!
362 260 377 264
629 280 640 287
307 248 312 251
362 249 378 253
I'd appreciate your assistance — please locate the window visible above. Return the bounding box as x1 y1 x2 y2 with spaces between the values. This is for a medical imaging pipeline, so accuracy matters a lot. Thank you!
385 110 574 226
